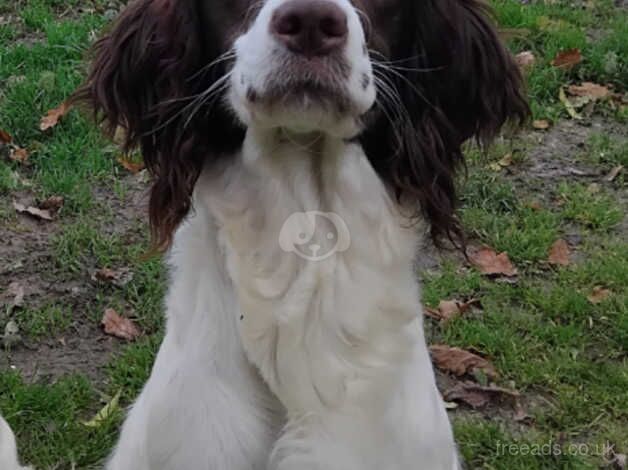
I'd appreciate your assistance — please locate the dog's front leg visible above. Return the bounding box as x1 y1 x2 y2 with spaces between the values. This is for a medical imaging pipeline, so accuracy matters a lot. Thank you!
106 209 281 470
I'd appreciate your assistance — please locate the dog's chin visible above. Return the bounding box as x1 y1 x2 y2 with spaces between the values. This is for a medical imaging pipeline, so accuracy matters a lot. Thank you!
230 78 370 139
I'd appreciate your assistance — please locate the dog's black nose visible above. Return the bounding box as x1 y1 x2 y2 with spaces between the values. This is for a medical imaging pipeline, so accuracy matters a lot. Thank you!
271 0 348 57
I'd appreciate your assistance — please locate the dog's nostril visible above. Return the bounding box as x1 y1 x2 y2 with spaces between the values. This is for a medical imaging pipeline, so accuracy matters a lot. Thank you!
275 13 302 36
319 15 346 38
271 0 348 57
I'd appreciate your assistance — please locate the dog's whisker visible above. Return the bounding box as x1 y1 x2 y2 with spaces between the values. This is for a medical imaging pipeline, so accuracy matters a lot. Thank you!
187 50 237 82
145 72 233 136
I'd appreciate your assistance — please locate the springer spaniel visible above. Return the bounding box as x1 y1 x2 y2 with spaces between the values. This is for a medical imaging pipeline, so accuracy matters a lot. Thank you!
1 0 528 469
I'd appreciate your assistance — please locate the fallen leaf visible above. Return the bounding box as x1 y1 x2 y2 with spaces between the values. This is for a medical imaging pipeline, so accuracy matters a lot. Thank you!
423 306 441 320
0 129 12 144
113 126 127 145
7 282 25 309
532 119 550 130
443 400 458 410
526 200 542 210
559 88 583 120
444 382 520 408
425 299 481 322
118 155 145 174
82 390 122 428
430 345 498 380
551 48 582 70
605 165 623 182
40 101 72 131
39 195 64 214
92 267 134 287
612 453 627 470
13 201 53 221
548 239 571 266
1 320 22 349
567 82 610 100
587 286 611 304
514 404 533 423
9 147 29 163
489 153 514 172
468 246 518 277
101 308 140 341
515 51 536 69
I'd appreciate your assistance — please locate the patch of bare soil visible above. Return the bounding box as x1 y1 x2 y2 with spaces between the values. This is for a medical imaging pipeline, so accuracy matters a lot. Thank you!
512 118 625 199
0 174 149 384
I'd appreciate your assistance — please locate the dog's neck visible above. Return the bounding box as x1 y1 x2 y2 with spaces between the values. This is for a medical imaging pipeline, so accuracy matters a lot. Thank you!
198 125 423 413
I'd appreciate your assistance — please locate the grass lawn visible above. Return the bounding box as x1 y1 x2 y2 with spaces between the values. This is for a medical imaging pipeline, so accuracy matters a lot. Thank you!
0 0 626 468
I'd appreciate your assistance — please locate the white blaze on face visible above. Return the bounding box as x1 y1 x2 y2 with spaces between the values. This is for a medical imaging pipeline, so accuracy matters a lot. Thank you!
279 211 351 261
228 0 376 137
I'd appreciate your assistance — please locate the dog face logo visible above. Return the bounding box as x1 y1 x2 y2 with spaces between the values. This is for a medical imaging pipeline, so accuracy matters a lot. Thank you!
279 211 351 261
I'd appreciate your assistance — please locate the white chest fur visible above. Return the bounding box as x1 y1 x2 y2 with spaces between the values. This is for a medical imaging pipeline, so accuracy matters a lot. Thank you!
198 129 424 415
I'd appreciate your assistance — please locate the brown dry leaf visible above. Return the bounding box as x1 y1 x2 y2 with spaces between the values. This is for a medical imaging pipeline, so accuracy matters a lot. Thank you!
112 126 128 145
489 154 513 172
40 101 72 131
426 299 481 322
7 282 25 309
0 129 12 144
605 165 623 182
423 306 441 320
532 119 550 130
39 195 64 214
611 453 627 470
9 147 29 163
548 239 571 266
551 48 582 70
13 201 53 221
514 404 533 423
444 382 519 408
101 308 141 341
515 51 536 69
526 200 543 211
430 345 498 380
118 155 145 174
92 267 134 287
567 82 610 100
93 268 118 282
587 286 611 304
468 246 518 277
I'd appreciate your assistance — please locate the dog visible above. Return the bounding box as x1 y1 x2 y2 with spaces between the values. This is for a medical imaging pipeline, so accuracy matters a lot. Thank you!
0 415 31 470
0 0 528 468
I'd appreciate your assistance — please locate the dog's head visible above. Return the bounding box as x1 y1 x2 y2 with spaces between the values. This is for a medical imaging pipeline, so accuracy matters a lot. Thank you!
76 0 529 250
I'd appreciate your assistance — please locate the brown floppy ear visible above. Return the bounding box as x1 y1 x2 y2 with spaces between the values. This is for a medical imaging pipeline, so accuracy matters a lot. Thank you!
74 0 244 251
361 0 529 247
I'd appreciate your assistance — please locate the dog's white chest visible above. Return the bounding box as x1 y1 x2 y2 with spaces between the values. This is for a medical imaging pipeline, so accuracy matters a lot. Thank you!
201 135 422 413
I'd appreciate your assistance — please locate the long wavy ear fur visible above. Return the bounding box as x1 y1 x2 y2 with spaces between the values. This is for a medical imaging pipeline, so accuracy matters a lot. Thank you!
73 0 244 251
360 0 530 247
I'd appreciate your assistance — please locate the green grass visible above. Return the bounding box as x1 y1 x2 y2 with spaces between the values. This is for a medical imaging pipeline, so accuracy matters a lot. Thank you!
558 182 623 231
494 0 628 119
583 132 628 169
0 372 120 468
0 0 626 468
15 303 73 338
